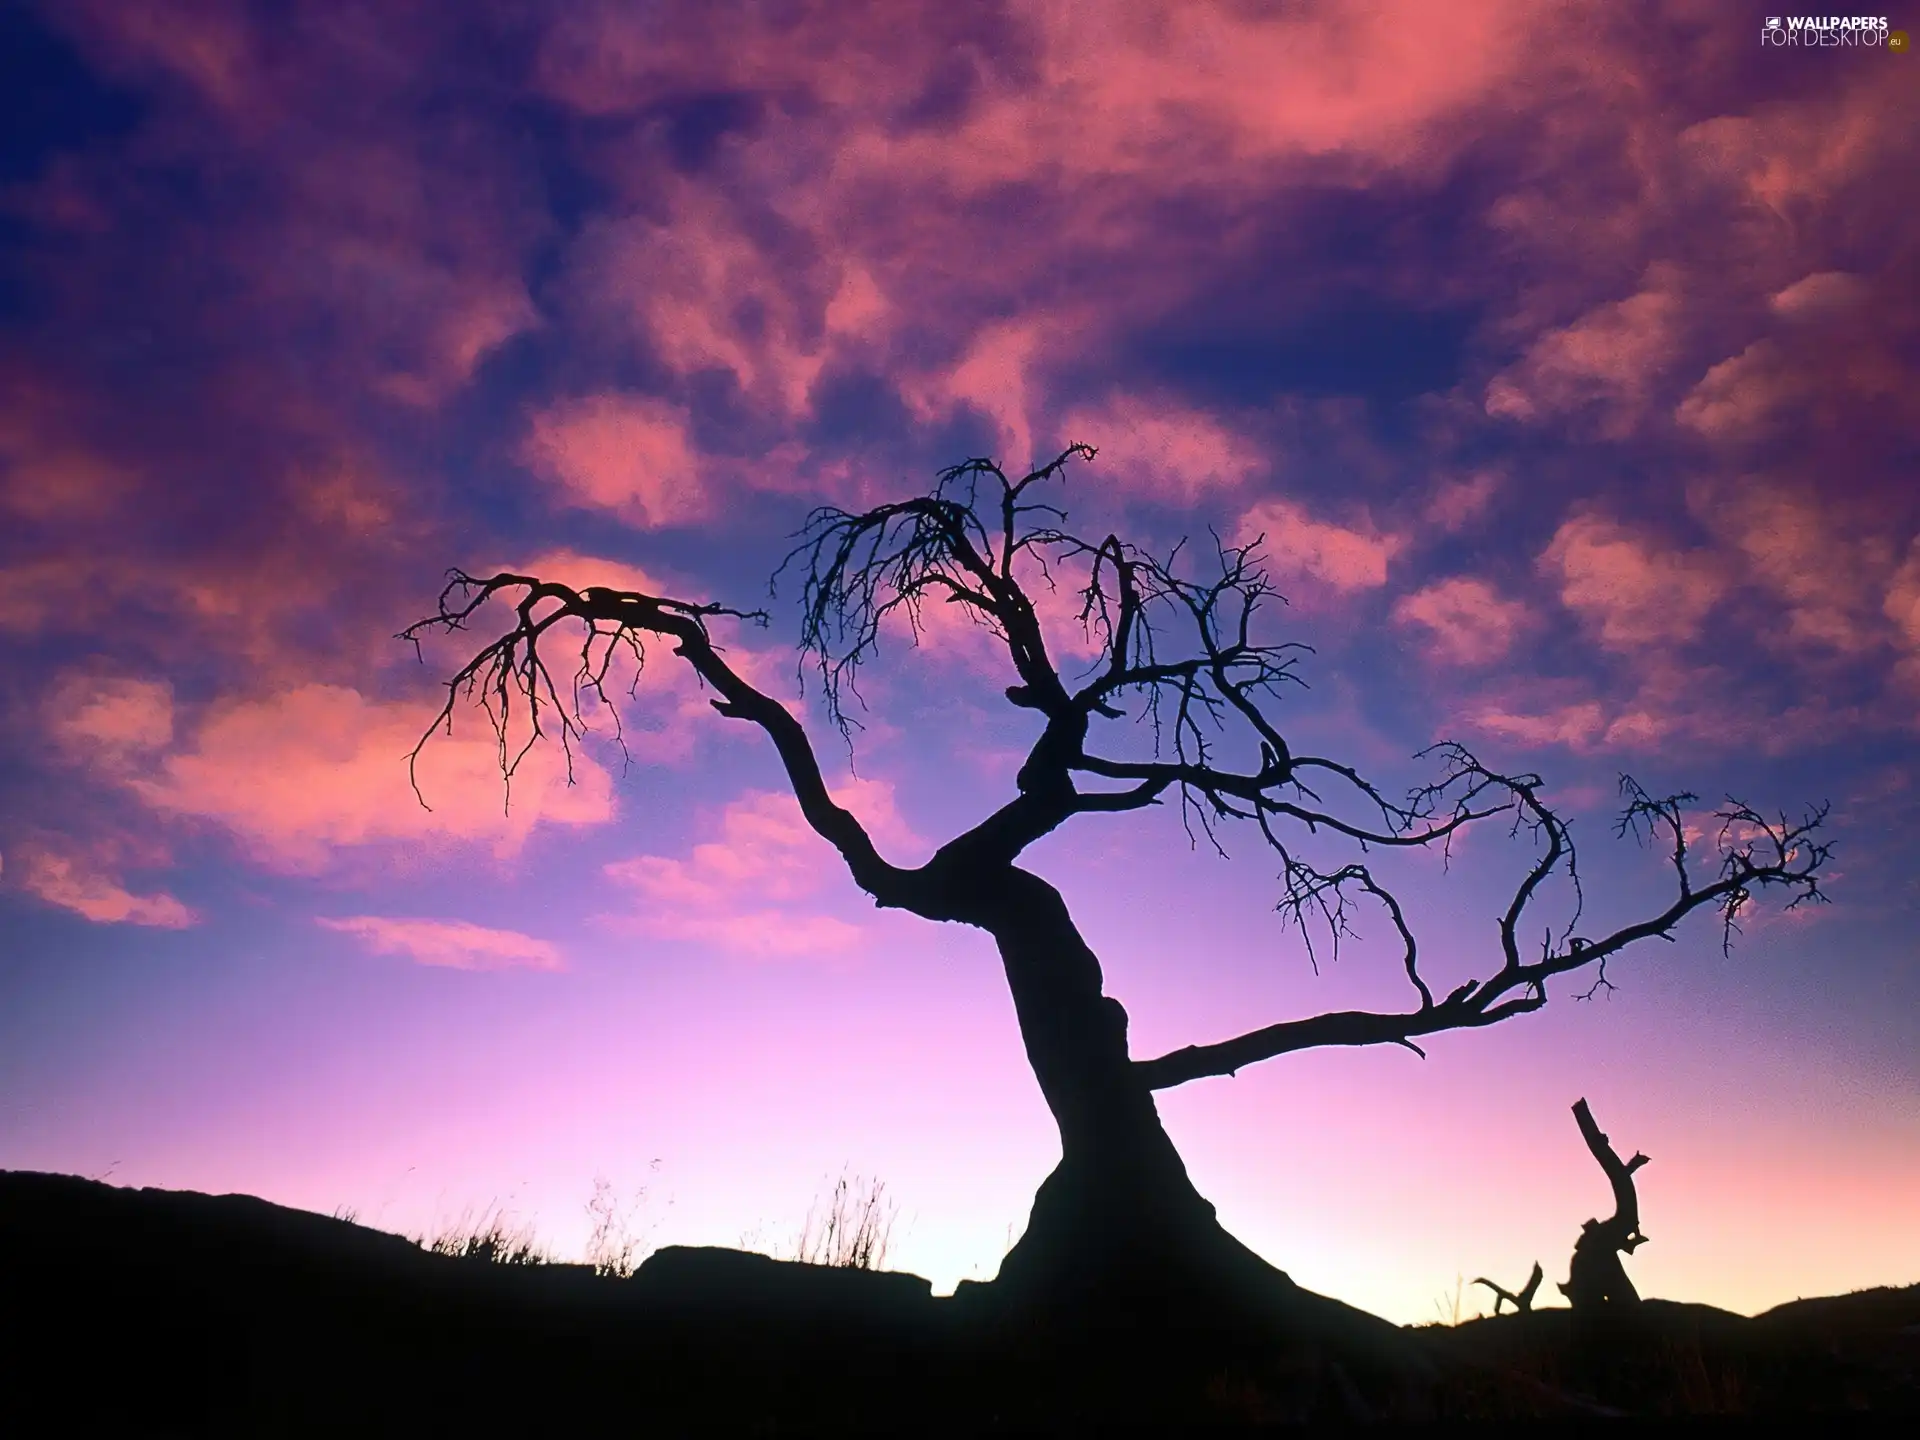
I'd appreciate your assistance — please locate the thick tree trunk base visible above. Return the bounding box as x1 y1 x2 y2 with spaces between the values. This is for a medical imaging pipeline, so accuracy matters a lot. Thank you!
949 1157 1444 1423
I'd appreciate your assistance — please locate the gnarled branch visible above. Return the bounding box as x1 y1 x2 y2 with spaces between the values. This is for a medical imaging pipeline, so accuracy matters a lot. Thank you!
772 447 1096 743
1136 778 1829 1090
1572 1097 1649 1252
397 570 907 904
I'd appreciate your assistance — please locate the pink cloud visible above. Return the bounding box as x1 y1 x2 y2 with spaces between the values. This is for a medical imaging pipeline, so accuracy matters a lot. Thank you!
126 684 614 873
1234 498 1400 594
1673 340 1794 443
1463 649 1877 760
1484 266 1683 438
62 0 260 112
837 0 1538 196
45 675 176 761
1687 481 1897 656
1886 541 1920 652
34 3 547 433
1424 471 1500 534
363 277 539 410
1768 271 1868 325
316 915 564 972
1023 567 1118 670
0 558 95 636
572 198 881 421
1452 18 1918 748
1466 693 1685 756
1676 73 1903 224
1539 513 1727 651
0 387 134 521
1057 394 1264 504
536 2 960 121
1469 700 1607 752
16 540 796 899
521 393 708 529
531 0 1552 473
541 1 1539 183
1676 332 1904 447
1391 578 1533 665
603 776 922 959
903 318 1050 466
0 442 422 687
609 791 824 911
5 839 195 929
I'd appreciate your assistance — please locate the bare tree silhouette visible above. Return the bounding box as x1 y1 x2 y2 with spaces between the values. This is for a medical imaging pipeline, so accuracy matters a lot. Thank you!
399 447 1830 1322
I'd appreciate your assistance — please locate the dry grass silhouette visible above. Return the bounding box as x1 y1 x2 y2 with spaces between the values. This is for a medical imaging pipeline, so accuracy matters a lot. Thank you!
1422 1271 1488 1328
411 1201 550 1266
793 1172 897 1270
350 1166 889 1274
584 1169 664 1278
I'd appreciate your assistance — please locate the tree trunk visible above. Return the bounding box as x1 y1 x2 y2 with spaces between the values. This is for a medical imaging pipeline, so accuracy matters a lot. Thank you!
935 865 1439 1422
956 867 1286 1316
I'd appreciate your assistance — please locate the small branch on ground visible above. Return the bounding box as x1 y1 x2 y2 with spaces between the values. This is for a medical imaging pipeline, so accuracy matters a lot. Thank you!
1472 1261 1545 1315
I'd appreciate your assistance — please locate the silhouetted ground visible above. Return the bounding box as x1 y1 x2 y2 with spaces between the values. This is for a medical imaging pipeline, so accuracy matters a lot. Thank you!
3 1171 1915 1433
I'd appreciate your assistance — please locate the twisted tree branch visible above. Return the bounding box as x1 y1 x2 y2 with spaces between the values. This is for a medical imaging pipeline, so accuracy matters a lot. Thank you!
1136 780 1829 1090
398 571 907 902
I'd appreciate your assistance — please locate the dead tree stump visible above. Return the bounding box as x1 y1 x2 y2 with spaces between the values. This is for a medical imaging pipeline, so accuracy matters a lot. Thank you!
1558 1098 1649 1318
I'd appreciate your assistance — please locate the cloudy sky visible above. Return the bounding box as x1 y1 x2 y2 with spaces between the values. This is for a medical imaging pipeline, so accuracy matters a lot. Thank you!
3 0 1916 1323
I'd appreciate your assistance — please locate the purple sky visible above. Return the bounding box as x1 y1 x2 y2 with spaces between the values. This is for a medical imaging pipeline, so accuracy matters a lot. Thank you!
2 0 1916 1323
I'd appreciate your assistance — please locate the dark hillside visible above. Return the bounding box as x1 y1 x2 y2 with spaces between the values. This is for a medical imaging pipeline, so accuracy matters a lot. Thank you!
4 1171 1914 1432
